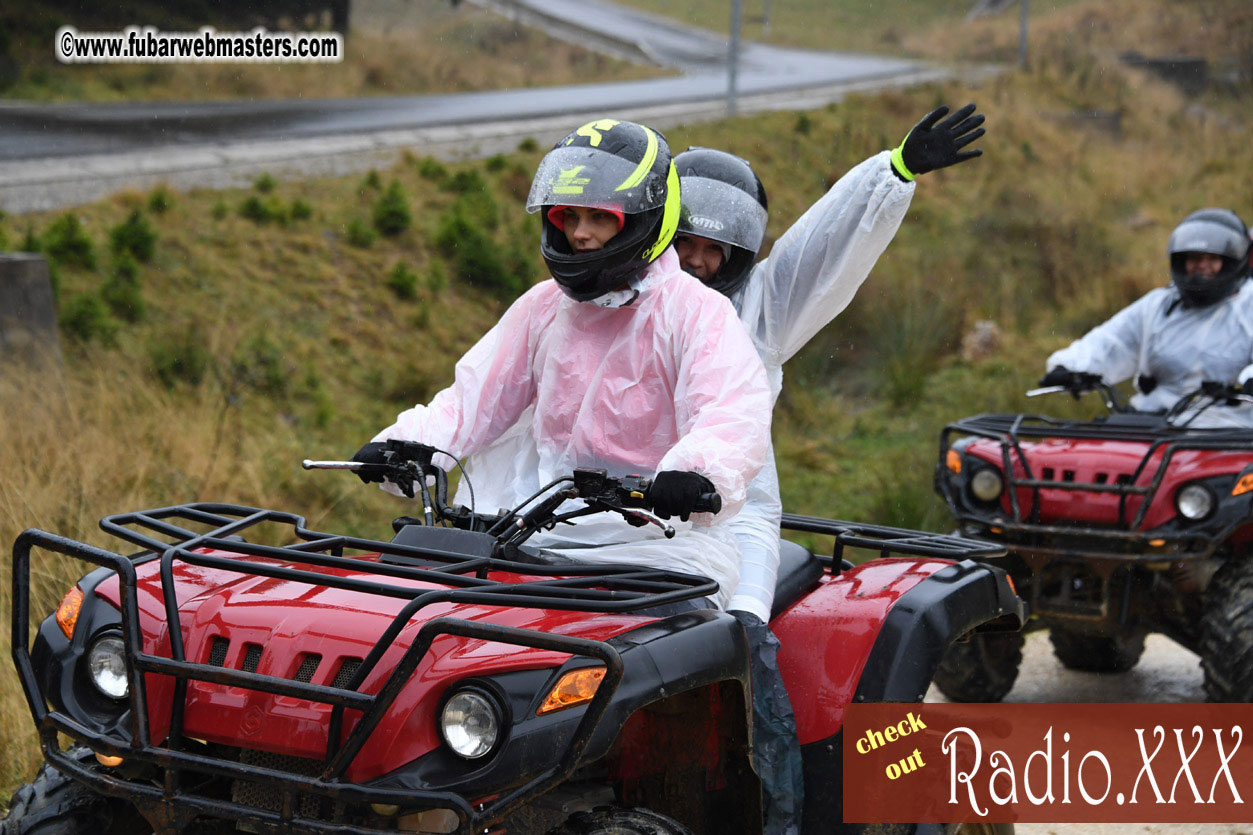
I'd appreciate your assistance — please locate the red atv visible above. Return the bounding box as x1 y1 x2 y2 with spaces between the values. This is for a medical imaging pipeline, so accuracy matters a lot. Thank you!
934 379 1253 703
8 440 1020 835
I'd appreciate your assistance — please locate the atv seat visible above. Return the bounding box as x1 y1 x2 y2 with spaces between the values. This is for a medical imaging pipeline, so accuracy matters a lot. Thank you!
770 540 825 620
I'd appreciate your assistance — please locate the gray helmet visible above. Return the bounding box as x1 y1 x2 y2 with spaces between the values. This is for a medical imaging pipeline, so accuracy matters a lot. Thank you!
674 147 768 297
1167 208 1250 307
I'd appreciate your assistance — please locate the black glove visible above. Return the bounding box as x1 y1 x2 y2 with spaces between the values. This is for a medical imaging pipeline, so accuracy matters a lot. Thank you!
892 103 986 181
1038 365 1074 388
650 470 715 522
350 441 389 484
1200 380 1243 404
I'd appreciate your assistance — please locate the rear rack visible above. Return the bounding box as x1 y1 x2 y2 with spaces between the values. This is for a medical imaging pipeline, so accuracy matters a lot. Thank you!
780 514 1006 560
12 502 717 835
939 413 1253 550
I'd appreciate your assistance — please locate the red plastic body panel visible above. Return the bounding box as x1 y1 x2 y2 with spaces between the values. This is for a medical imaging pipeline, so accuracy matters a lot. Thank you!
772 557 954 745
93 552 655 782
965 437 1253 529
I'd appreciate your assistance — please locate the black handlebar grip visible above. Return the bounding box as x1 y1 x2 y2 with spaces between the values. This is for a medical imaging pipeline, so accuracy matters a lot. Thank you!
693 492 721 514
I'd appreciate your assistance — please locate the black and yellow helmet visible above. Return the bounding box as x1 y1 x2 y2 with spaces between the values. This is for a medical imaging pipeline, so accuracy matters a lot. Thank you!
527 119 681 302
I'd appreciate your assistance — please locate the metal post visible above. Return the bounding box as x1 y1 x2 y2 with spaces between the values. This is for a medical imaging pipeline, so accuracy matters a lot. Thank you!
762 0 772 37
1018 0 1029 69
728 0 742 116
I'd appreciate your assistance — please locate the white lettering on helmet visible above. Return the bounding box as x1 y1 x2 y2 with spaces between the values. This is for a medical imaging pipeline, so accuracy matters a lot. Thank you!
690 215 725 232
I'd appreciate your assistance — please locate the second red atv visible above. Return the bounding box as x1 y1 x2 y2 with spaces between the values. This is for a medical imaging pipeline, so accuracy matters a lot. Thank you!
7 440 1020 835
934 380 1253 702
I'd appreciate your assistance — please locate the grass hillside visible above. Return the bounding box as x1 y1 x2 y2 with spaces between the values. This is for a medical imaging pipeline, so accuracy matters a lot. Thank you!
1 0 1252 803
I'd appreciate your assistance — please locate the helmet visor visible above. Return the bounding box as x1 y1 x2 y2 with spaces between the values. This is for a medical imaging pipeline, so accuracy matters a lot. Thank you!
676 176 769 253
527 144 668 215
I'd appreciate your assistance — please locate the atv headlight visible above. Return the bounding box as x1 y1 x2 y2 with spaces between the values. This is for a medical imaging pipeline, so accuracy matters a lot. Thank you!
970 467 1004 503
1176 483 1216 521
87 633 128 700
439 689 500 760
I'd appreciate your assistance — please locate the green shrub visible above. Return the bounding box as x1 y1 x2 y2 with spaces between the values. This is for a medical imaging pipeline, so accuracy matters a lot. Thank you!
416 156 447 181
426 259 448 294
230 332 287 395
149 328 211 388
372 181 412 237
20 226 39 253
42 213 96 269
485 154 508 172
360 169 382 191
210 200 229 220
446 169 487 195
238 195 289 225
109 209 157 262
517 137 539 153
385 260 419 300
794 112 813 135
253 172 277 193
101 253 146 322
344 217 376 248
147 186 173 214
59 294 117 343
290 199 313 221
434 203 522 300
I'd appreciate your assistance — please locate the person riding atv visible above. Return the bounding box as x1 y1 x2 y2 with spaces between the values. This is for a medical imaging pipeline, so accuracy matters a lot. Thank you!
6 440 1023 834
933 208 1253 702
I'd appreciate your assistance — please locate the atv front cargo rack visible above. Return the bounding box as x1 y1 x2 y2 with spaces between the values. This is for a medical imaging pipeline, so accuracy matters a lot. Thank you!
939 413 1253 557
11 502 720 835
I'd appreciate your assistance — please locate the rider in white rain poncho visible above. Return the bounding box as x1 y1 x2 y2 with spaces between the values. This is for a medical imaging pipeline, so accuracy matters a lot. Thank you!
355 119 772 610
1043 208 1253 429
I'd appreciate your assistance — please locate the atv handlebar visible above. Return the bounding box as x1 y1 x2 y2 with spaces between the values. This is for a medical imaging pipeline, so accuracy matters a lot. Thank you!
305 441 721 547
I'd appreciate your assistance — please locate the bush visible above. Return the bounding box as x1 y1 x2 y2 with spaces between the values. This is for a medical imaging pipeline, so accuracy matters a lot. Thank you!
42 214 96 269
147 186 173 214
446 169 488 195
239 195 289 225
101 253 146 322
149 328 212 388
210 200 229 220
385 260 419 300
360 169 382 191
290 199 314 221
416 156 447 181
20 226 39 253
109 209 157 262
253 172 277 193
372 181 412 237
230 332 287 395
434 203 523 300
59 294 117 343
485 154 508 172
344 217 376 248
517 137 539 153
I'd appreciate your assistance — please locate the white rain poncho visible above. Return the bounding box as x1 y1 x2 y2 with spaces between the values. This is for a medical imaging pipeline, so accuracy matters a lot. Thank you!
721 150 914 620
457 151 914 619
1046 280 1253 429
375 248 772 609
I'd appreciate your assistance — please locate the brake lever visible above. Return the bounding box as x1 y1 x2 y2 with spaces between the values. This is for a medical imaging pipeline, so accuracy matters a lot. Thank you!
600 502 675 539
1025 386 1067 398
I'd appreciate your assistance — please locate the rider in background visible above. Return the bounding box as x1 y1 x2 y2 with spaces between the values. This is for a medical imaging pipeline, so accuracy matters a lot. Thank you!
356 118 772 610
1041 208 1253 428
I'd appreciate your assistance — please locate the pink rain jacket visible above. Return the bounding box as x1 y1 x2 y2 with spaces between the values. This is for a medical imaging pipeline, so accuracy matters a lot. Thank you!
374 249 771 607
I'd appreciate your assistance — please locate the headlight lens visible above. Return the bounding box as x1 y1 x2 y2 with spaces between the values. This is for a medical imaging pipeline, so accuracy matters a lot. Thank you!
439 690 500 760
87 634 129 700
1176 483 1216 521
970 468 1004 502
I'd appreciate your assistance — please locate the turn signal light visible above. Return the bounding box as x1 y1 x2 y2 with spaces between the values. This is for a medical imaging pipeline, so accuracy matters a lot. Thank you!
56 587 84 639
945 450 962 474
95 752 124 767
1233 473 1253 497
538 667 606 715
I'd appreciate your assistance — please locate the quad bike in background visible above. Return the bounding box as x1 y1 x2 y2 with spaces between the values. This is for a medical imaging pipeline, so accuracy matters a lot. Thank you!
7 440 1021 835
934 377 1253 702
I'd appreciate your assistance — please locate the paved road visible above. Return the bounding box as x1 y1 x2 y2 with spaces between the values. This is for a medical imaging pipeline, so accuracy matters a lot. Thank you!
0 0 963 212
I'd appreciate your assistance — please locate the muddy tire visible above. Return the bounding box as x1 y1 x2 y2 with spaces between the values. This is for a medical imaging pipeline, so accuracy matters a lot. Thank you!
1048 626 1145 673
932 631 1024 702
0 748 151 835
1199 558 1253 701
546 806 693 835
